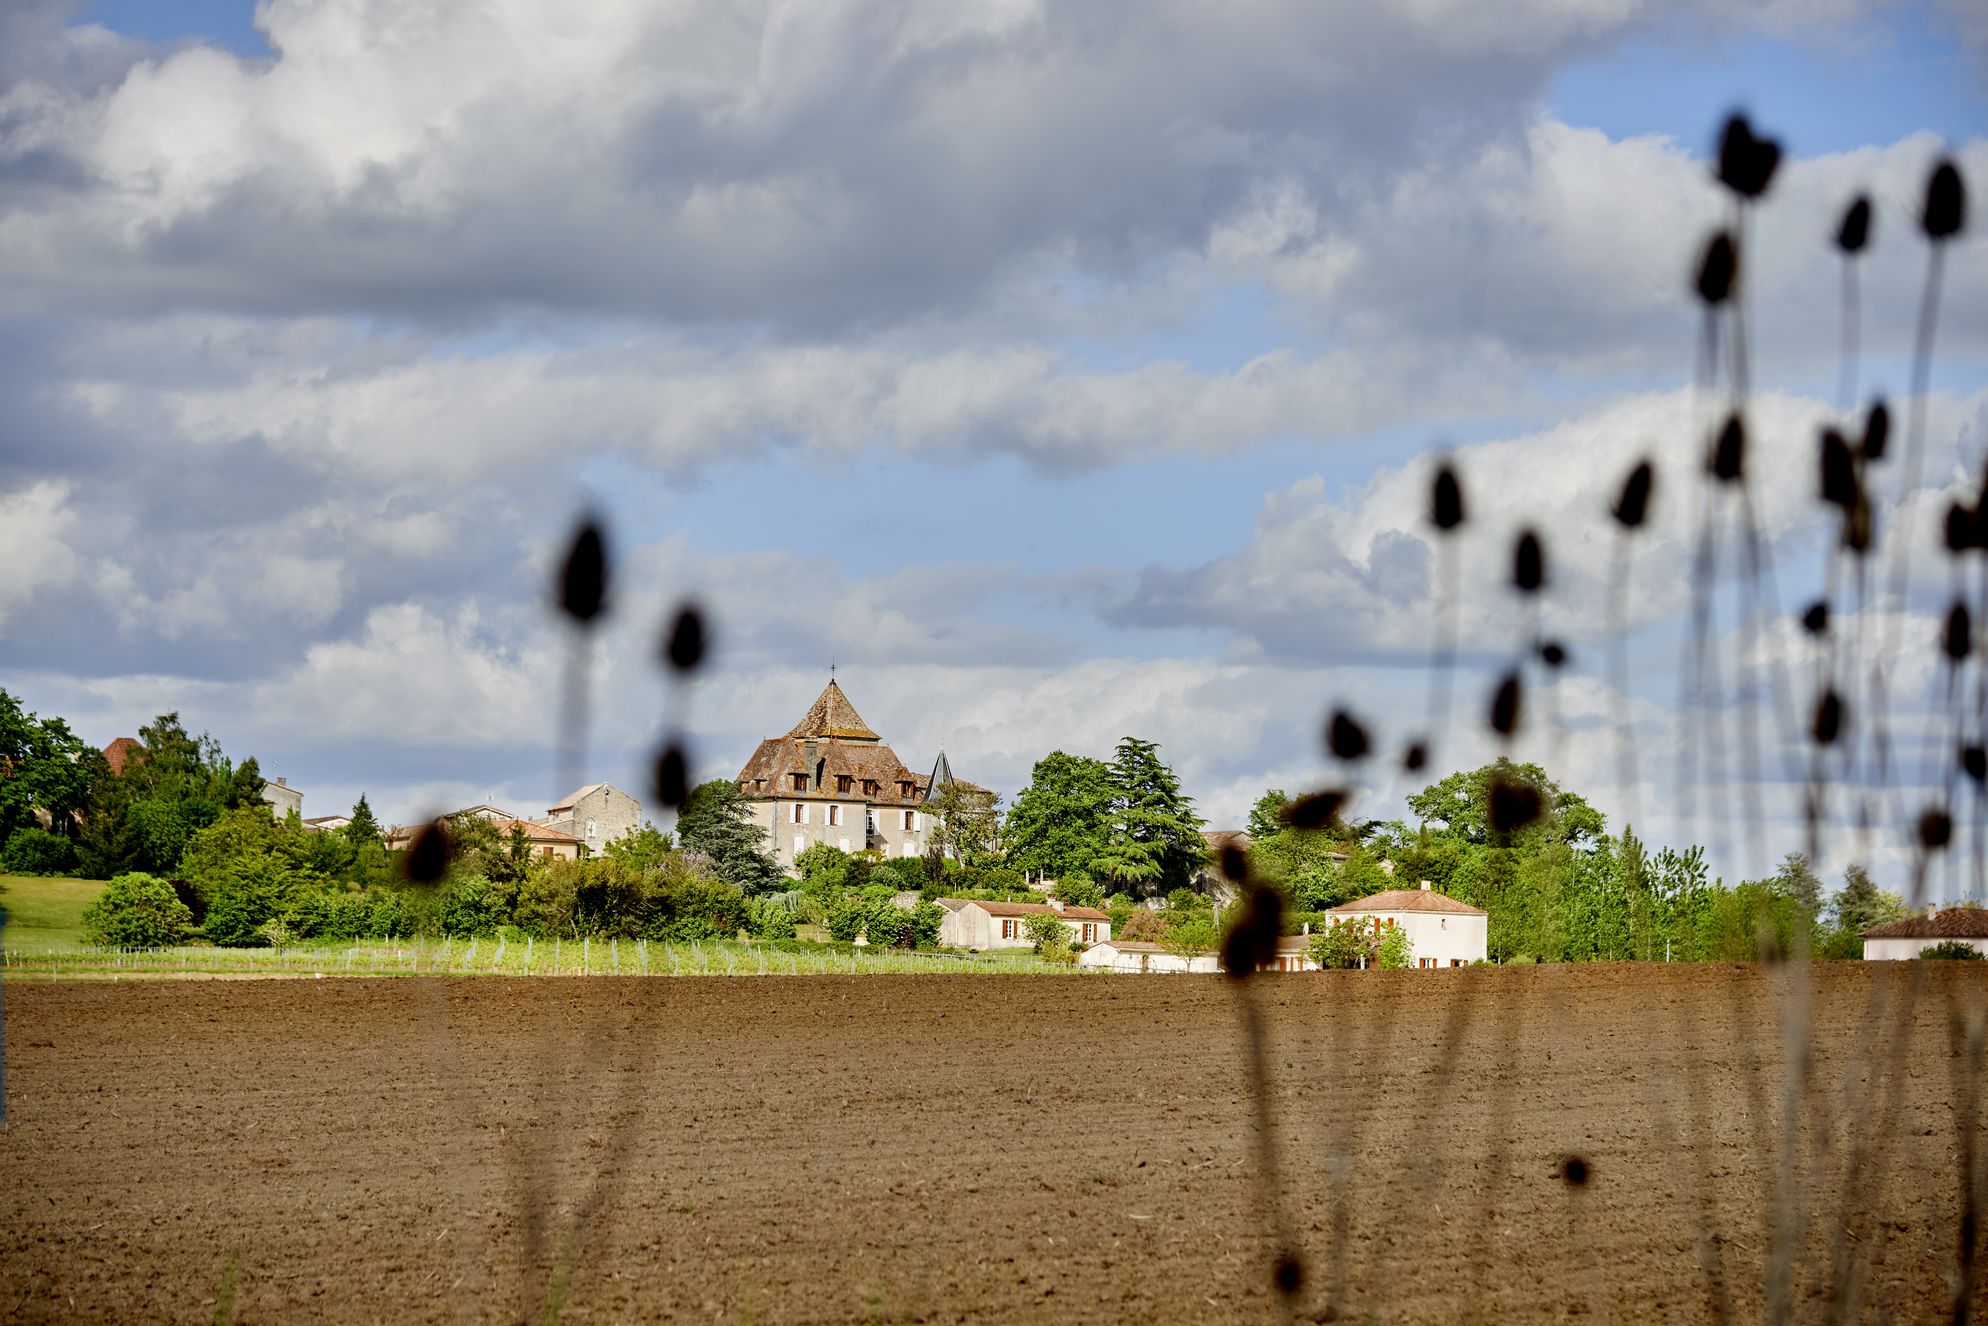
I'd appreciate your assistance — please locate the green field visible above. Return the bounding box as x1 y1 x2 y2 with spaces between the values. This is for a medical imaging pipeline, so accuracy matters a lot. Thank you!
0 876 105 950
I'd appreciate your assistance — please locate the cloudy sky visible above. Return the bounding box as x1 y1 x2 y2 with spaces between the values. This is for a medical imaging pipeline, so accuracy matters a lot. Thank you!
3 0 1985 892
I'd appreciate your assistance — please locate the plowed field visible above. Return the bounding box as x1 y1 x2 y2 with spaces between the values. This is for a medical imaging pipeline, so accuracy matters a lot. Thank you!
2 964 1983 1322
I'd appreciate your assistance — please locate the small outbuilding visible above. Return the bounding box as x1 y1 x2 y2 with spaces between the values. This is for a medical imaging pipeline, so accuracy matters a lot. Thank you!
1076 940 1220 974
937 899 1110 950
1861 909 1988 960
1324 883 1487 967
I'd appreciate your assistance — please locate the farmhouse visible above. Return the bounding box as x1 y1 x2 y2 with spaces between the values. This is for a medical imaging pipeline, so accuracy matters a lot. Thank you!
262 776 303 818
937 898 1111 950
1077 940 1220 973
1324 883 1487 967
735 680 982 871
1862 909 1988 960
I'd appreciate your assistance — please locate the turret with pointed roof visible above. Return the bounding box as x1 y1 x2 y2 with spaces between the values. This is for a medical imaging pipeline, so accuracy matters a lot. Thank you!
787 680 881 743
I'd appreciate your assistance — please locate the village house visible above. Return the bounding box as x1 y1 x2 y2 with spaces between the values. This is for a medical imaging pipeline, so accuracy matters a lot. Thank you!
1862 909 1988 960
301 814 352 833
936 897 1111 950
1076 940 1220 974
384 815 585 861
735 680 979 871
540 783 643 853
261 776 303 819
1323 883 1487 967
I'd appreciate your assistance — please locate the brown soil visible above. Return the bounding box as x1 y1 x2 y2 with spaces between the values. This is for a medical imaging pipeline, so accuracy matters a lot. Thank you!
1 964 1984 1323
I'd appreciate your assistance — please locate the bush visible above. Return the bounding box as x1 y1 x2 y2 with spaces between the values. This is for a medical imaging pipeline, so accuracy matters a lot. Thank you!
0 827 77 875
748 897 798 941
1052 873 1103 909
1024 912 1067 952
865 900 910 948
824 894 868 943
81 872 193 948
1920 940 1986 961
909 900 944 948
1375 924 1414 969
871 857 928 894
1309 921 1370 970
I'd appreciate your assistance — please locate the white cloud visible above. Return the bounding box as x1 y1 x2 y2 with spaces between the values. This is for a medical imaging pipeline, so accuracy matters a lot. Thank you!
0 480 81 626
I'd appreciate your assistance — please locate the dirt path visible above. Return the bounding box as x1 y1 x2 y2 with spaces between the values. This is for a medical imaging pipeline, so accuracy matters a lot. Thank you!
1 965 1983 1322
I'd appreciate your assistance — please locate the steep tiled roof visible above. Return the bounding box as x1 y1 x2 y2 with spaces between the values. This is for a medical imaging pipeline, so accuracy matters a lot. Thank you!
1328 888 1486 917
549 783 606 812
788 680 880 742
1864 910 1988 940
102 737 142 776
737 735 926 806
953 899 1110 922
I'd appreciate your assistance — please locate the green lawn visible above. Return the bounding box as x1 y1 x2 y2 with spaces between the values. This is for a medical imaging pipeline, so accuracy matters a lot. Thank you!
0 875 106 950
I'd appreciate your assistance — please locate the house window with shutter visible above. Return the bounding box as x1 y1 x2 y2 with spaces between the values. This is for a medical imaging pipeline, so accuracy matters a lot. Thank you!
1001 919 1018 940
791 803 806 824
902 810 916 831
828 805 842 828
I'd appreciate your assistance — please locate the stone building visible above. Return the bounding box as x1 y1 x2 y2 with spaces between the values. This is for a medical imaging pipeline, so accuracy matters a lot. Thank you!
541 783 643 854
261 776 303 819
735 680 968 871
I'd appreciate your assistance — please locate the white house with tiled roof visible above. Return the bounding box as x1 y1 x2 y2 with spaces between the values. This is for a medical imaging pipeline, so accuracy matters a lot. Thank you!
1862 909 1988 960
736 680 969 870
1325 883 1487 967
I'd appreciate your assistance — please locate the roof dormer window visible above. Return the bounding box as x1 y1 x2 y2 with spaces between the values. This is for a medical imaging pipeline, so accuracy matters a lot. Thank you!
790 773 807 791
837 774 853 794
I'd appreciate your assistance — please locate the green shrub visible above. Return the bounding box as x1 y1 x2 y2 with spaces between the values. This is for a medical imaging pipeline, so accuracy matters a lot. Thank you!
871 857 927 894
433 872 516 937
865 900 909 948
1309 921 1370 970
81 872 193 948
749 897 799 941
1052 873 1103 910
1024 912 1067 952
0 827 77 875
824 894 868 942
1920 940 1986 961
1375 923 1414 969
909 900 944 948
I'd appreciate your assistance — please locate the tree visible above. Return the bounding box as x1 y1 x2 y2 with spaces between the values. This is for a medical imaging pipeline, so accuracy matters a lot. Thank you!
1310 920 1370 969
605 821 674 874
1831 864 1907 936
0 689 94 851
1769 851 1824 940
1051 873 1103 910
925 779 1002 866
1099 738 1205 897
1003 752 1116 882
1246 790 1292 842
1920 941 1985 961
343 795 383 851
81 873 193 948
676 779 783 894
1160 914 1218 961
1406 758 1604 849
1375 922 1414 969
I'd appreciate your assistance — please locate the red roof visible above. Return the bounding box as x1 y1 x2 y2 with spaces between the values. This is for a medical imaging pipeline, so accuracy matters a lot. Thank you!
952 899 1110 922
1864 910 1988 940
1328 888 1486 917
102 737 142 775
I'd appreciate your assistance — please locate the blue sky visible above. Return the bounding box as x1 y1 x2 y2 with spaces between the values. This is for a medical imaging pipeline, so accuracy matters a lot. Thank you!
6 0 1987 892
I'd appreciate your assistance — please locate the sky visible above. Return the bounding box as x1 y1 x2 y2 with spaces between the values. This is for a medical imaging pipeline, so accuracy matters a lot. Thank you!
3 0 1986 894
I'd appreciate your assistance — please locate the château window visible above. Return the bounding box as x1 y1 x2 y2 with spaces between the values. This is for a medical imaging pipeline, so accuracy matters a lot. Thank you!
791 803 806 824
837 775 853 794
827 805 843 827
791 773 807 791
862 779 878 797
900 781 914 797
902 810 916 831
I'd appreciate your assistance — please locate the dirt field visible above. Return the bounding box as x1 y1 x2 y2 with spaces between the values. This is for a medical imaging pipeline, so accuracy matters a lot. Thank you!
1 964 1984 1323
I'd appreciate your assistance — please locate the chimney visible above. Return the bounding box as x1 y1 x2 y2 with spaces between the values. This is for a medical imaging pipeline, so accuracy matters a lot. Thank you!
1420 879 1432 891
805 738 818 786
1049 898 1065 912
277 776 288 787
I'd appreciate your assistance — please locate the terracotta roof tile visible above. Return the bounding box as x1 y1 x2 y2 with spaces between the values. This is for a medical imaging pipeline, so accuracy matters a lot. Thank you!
950 899 1110 922
787 680 880 741
102 736 142 776
1327 888 1486 917
1864 910 1988 940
